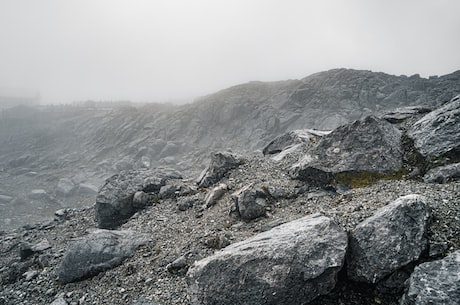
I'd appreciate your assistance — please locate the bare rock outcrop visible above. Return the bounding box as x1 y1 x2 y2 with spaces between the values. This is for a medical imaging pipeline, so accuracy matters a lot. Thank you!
186 214 347 305
408 95 460 159
58 229 150 284
400 250 460 305
347 194 432 284
292 116 403 185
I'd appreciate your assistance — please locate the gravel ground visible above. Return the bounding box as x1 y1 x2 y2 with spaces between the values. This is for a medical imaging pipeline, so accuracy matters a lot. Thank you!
1 153 459 305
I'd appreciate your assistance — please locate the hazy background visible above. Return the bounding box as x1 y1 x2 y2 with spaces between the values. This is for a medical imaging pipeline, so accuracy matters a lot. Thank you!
0 0 459 104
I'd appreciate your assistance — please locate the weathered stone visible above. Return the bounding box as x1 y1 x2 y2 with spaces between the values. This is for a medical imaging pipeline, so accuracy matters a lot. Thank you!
204 183 227 207
400 250 460 305
381 106 432 123
186 214 347 305
58 229 150 284
95 169 181 229
166 255 188 274
197 152 243 187
423 162 460 183
263 129 327 155
236 186 268 220
292 116 403 185
408 95 460 158
158 185 176 199
347 194 431 283
132 191 150 208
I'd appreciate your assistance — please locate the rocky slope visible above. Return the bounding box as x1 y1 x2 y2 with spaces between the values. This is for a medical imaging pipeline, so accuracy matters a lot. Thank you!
1 69 460 231
0 92 459 304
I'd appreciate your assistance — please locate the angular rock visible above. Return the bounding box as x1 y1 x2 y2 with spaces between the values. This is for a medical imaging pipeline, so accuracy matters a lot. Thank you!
400 250 460 305
58 229 150 284
186 214 347 305
381 106 432 124
158 185 176 199
197 152 243 188
347 194 432 283
132 191 150 208
96 169 182 229
423 162 460 183
262 129 327 155
236 186 268 220
408 95 460 158
204 183 227 207
292 116 403 185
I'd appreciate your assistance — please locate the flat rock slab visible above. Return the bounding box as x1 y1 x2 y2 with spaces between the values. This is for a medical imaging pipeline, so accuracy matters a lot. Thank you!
400 250 460 305
58 229 150 284
347 194 432 283
186 213 347 305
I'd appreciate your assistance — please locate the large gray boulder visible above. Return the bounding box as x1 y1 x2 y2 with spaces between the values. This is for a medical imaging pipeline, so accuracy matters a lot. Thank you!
423 162 460 183
292 116 403 185
347 194 431 284
408 95 460 158
96 169 182 229
58 229 150 284
197 152 243 188
400 250 460 305
186 214 347 305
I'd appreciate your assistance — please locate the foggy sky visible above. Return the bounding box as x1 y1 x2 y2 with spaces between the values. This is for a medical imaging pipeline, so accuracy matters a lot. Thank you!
1 0 459 104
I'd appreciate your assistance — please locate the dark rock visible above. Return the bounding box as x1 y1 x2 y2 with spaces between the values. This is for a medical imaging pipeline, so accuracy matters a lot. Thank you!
186 214 347 305
408 95 460 159
381 106 432 123
19 239 51 260
58 229 150 284
197 152 243 188
262 129 324 155
400 250 460 305
292 116 403 185
423 162 460 183
347 194 431 284
96 169 181 229
166 255 188 274
235 186 268 220
204 183 227 207
158 185 176 199
132 191 151 208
